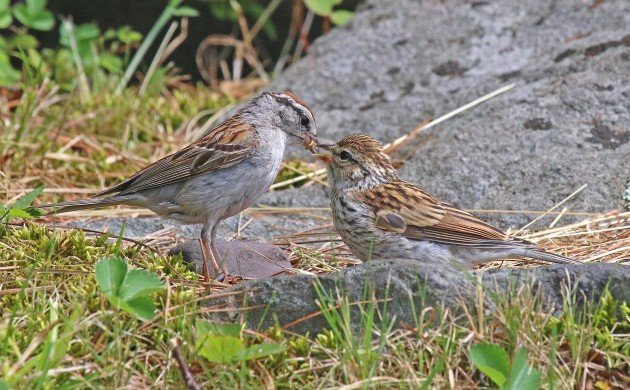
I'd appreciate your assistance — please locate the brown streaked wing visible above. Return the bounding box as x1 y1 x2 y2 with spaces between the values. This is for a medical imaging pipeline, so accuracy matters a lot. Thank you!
356 180 510 245
94 116 257 197
434 203 507 239
353 181 445 228
403 201 511 246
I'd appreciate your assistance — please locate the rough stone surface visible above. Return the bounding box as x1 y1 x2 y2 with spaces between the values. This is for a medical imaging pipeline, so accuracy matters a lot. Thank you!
269 0 630 228
204 261 630 335
168 239 292 278
67 204 324 243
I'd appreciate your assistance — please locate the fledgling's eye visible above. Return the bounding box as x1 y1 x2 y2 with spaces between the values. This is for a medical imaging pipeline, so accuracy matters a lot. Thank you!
338 150 351 161
300 115 310 127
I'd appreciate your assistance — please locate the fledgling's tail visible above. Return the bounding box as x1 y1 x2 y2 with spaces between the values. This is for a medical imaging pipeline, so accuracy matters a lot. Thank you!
38 197 127 215
523 248 582 265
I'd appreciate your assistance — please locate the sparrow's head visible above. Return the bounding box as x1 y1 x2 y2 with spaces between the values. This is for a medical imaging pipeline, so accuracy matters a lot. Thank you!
246 91 318 152
316 134 398 190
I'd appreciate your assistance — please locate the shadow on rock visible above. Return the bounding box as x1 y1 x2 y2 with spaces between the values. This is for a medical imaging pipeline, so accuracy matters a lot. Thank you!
169 239 292 279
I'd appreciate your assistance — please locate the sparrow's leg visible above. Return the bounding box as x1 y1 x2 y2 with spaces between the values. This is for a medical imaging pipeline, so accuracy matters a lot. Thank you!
210 223 230 280
200 222 221 282
198 238 211 282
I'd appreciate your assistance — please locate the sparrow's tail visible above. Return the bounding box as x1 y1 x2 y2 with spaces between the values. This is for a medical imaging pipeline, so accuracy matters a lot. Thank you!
38 197 127 215
522 248 581 265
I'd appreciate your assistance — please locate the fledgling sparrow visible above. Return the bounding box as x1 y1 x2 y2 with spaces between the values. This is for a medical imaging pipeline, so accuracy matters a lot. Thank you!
40 91 318 281
316 134 580 266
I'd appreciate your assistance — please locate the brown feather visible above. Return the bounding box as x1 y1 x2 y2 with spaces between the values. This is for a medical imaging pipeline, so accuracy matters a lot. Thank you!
95 115 256 197
354 181 444 228
355 180 509 244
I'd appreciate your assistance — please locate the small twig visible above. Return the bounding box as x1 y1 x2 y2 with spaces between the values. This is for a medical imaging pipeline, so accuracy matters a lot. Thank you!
273 0 303 74
230 0 269 82
162 17 189 62
384 83 516 153
293 10 314 61
514 184 588 235
170 338 201 390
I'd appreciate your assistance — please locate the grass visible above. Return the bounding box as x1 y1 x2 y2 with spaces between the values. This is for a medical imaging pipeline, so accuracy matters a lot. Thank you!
1 80 235 204
0 222 628 388
0 45 627 389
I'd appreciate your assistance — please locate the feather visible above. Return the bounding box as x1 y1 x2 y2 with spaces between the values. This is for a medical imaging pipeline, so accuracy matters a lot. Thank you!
356 180 510 246
95 116 256 197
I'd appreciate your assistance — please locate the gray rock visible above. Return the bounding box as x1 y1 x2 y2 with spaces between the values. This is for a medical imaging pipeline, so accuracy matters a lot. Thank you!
168 239 292 279
204 261 630 335
67 208 322 244
269 0 630 228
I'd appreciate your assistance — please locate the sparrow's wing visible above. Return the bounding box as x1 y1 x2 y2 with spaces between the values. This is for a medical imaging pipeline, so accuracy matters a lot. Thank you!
354 181 445 228
356 181 515 247
96 115 257 197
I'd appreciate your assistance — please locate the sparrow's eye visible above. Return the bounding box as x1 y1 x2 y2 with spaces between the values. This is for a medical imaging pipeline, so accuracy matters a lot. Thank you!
338 150 351 161
300 115 310 127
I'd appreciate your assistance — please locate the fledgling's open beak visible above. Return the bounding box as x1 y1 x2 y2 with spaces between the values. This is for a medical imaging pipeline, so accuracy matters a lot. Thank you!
301 132 319 153
314 153 334 163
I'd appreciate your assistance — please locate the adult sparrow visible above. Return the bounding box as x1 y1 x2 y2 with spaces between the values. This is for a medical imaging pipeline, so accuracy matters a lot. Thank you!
315 134 579 266
40 91 318 281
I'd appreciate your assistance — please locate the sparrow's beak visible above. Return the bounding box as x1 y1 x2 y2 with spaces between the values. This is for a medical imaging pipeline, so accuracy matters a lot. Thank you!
301 132 318 153
318 143 332 151
314 153 334 163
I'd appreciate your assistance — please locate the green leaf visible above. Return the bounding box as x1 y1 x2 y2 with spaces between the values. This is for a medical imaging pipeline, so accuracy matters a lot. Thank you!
59 22 100 46
0 0 10 11
196 334 244 363
11 4 31 26
26 0 47 13
118 268 164 301
116 26 142 44
0 60 20 86
8 33 39 50
7 208 33 218
12 3 54 31
330 10 354 26
27 10 54 31
26 207 45 218
0 379 8 390
12 185 45 209
469 343 510 387
304 0 338 16
121 296 158 320
504 347 542 390
74 23 100 41
99 52 123 73
196 320 241 338
0 9 12 29
95 257 127 297
244 342 285 360
95 258 163 320
173 6 199 17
